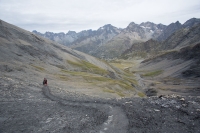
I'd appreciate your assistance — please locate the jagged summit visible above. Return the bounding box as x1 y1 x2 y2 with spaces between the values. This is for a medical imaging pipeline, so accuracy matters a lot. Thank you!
98 24 120 33
66 30 76 35
183 18 200 28
127 22 137 27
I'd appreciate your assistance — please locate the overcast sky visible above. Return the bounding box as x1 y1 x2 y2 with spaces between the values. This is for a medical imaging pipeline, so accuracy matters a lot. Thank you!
0 0 200 33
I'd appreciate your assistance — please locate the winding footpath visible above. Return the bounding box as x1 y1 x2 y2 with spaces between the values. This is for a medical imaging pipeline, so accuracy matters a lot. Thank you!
42 86 129 133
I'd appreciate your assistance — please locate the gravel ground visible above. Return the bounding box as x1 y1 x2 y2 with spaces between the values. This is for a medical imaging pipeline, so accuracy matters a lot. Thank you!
0 76 200 133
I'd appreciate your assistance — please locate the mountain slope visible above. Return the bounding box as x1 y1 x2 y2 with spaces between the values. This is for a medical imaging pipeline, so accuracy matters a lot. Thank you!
122 23 200 60
121 39 161 59
156 21 182 41
137 24 200 96
0 20 115 72
162 23 200 49
157 18 200 41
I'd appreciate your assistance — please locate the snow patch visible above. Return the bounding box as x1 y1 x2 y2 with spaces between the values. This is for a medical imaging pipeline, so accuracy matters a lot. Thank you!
150 30 154 33
140 26 151 29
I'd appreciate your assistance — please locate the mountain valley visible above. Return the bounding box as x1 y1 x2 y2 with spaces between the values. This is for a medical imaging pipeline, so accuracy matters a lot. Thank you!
0 18 200 133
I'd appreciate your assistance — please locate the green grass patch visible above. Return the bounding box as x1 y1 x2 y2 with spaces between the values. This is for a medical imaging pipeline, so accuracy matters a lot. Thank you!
103 88 116 93
67 60 108 75
61 69 92 76
123 77 138 86
116 91 125 97
142 70 163 77
31 65 45 71
121 51 148 59
107 80 134 91
103 88 125 97
59 75 69 81
83 76 111 82
61 69 110 82
138 92 145 97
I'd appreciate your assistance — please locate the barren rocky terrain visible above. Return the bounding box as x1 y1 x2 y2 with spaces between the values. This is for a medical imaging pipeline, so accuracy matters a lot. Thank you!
0 75 200 133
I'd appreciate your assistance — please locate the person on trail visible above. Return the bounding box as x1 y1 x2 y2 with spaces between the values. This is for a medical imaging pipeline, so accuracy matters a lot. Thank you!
43 78 47 85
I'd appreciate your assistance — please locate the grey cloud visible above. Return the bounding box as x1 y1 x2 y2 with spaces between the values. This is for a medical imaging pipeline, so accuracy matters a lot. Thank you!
0 0 200 33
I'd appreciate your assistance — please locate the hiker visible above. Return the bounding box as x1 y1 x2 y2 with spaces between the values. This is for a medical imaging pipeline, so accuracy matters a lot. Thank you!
43 78 47 85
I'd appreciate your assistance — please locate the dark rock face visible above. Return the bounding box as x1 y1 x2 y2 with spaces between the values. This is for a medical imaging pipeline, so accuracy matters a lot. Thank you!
183 18 200 28
181 44 200 78
162 23 200 50
157 18 200 41
156 21 182 41
145 88 158 96
122 39 161 58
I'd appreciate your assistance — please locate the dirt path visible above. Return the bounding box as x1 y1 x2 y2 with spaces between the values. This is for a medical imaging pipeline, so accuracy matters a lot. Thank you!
42 86 128 133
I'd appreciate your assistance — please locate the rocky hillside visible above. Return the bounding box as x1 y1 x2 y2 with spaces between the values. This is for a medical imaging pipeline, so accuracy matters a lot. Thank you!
162 23 200 50
156 21 182 41
157 18 200 41
0 20 115 72
136 23 200 97
121 39 161 59
122 22 200 59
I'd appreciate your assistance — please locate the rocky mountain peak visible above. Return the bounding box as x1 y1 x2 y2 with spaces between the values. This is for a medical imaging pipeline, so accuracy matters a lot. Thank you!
32 30 43 36
32 30 38 33
170 21 181 27
156 21 182 41
78 29 93 36
67 31 77 35
140 21 155 27
127 22 137 28
98 24 116 31
139 21 162 31
103 24 113 28
183 18 200 28
97 24 121 35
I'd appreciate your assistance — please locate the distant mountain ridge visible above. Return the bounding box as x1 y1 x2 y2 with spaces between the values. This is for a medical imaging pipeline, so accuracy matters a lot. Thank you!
33 18 200 58
122 23 200 59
